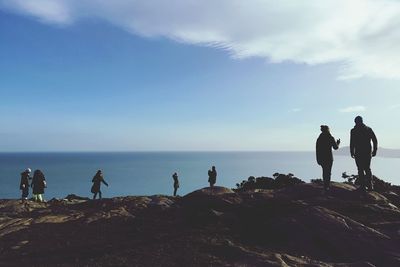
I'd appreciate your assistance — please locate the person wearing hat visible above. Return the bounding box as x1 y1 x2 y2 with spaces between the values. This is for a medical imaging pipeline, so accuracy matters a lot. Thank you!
316 125 340 192
20 168 32 201
350 116 378 192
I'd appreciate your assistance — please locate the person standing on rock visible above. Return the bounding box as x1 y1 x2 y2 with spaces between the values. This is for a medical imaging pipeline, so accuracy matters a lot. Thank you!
20 168 31 201
350 116 378 192
91 170 109 199
31 169 47 202
208 166 217 187
316 125 340 193
172 172 179 196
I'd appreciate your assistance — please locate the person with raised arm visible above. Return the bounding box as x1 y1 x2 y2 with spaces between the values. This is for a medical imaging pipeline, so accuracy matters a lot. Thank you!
316 125 340 193
91 170 109 199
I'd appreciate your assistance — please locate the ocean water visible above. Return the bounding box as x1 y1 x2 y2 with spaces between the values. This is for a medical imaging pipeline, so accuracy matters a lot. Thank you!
0 152 398 199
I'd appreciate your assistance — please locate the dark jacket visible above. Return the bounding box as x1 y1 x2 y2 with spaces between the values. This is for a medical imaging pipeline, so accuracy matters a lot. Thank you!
20 172 30 190
31 170 46 194
316 132 339 165
208 169 217 184
91 173 108 193
172 174 179 189
350 124 378 157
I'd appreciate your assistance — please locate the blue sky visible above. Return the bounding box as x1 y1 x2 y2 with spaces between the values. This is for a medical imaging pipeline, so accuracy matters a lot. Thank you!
1 1 400 151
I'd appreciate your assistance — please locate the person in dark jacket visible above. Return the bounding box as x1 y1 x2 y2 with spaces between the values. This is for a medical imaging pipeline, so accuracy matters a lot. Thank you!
350 116 378 192
172 172 179 196
31 169 46 202
91 170 108 199
20 168 31 201
208 166 217 187
316 125 340 192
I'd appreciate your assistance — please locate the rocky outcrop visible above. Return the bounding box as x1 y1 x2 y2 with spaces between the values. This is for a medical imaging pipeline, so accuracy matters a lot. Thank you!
1 182 400 266
235 173 305 192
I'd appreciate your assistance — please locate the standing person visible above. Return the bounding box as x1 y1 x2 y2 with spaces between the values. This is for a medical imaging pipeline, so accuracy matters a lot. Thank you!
208 166 217 187
316 125 340 193
31 169 46 202
172 172 179 196
20 168 31 201
350 116 378 192
91 170 109 199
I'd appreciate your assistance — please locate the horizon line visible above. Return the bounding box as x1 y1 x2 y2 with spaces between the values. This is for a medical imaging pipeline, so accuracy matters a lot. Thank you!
0 150 316 153
0 146 398 153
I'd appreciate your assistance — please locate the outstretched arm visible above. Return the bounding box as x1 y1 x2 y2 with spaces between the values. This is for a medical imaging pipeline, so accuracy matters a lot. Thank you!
102 179 109 186
331 136 339 150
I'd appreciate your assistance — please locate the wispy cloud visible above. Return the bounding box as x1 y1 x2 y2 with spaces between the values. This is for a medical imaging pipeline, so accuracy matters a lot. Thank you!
1 0 71 24
339 106 366 113
2 0 400 79
388 104 400 110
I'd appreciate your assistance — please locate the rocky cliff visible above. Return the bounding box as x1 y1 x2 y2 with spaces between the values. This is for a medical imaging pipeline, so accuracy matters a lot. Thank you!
1 183 400 266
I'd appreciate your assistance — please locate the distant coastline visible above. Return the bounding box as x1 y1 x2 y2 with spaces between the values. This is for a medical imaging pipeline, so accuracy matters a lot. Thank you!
1 148 400 157
335 146 400 158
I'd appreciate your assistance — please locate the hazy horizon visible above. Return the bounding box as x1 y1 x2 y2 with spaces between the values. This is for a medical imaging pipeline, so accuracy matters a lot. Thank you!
1 146 400 153
1 1 400 151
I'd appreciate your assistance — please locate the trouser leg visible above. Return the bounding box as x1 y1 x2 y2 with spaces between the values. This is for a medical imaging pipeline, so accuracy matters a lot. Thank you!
93 192 97 199
322 162 333 191
355 156 372 191
364 156 373 190
355 157 365 189
38 194 43 202
99 191 102 199
173 188 177 196
22 189 28 199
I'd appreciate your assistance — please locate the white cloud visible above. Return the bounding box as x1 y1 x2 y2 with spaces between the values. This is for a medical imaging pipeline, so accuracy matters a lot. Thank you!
339 106 366 113
388 104 400 110
2 0 400 79
1 0 71 24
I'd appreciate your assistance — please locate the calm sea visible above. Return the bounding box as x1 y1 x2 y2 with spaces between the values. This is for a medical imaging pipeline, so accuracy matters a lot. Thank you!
0 152 398 199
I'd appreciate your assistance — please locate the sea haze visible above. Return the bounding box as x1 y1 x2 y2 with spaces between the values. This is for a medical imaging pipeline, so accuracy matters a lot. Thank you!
0 152 398 199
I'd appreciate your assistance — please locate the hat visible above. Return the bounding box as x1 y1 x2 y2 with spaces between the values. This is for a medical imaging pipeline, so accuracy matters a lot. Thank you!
25 168 31 173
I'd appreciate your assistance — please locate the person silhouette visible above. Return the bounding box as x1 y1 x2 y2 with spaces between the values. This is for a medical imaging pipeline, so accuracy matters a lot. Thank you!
208 166 217 187
20 168 31 201
350 116 378 192
316 125 340 192
172 172 179 196
31 169 46 202
91 170 109 199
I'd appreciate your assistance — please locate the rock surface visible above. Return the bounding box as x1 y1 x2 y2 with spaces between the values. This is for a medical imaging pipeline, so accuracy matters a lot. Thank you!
1 183 400 266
